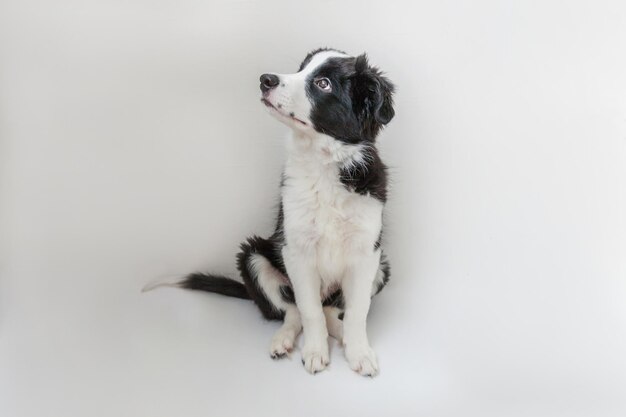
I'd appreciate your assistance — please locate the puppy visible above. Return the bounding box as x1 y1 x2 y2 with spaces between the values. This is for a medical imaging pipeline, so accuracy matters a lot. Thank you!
149 48 395 376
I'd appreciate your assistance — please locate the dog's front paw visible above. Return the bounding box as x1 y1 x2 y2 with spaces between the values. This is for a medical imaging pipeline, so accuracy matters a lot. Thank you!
345 344 379 377
301 342 329 374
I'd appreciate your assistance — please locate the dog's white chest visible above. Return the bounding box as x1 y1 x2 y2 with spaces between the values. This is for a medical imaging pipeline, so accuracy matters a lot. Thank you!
282 149 383 286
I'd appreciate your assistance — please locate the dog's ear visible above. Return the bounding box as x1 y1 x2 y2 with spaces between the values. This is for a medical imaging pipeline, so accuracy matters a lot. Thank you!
352 54 395 137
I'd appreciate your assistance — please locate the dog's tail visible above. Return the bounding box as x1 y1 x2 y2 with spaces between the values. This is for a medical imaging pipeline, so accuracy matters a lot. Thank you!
142 273 251 300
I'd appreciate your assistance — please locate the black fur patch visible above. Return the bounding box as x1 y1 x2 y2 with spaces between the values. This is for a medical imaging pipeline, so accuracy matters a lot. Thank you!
180 273 250 299
322 289 345 309
305 54 395 144
279 285 295 303
339 146 388 202
374 229 383 251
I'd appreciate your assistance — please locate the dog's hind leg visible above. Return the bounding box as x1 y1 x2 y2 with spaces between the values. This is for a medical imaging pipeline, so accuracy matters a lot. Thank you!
246 254 302 358
237 236 292 320
237 236 303 358
270 305 302 359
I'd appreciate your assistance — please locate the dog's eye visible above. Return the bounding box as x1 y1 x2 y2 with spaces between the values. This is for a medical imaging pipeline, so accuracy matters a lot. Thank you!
314 78 332 92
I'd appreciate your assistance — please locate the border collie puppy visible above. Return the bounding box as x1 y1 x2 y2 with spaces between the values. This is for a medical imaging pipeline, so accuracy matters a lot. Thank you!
148 48 395 376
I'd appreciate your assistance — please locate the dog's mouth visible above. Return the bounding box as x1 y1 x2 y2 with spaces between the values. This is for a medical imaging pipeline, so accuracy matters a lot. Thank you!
261 98 308 126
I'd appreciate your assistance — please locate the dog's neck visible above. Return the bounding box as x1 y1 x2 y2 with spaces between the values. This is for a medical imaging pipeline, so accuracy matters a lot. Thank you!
285 129 368 169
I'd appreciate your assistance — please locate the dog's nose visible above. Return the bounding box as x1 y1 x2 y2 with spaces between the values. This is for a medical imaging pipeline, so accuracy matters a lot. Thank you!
260 73 280 93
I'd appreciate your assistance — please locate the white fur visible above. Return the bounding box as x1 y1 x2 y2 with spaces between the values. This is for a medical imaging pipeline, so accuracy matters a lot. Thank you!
248 254 290 310
141 274 185 292
264 51 385 375
280 130 383 375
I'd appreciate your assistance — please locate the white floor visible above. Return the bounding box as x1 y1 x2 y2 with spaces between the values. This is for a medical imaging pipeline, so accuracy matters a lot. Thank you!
2 250 625 417
2 1 626 416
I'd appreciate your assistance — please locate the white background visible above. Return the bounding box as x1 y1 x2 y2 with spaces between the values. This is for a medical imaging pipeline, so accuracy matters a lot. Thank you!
1 1 625 416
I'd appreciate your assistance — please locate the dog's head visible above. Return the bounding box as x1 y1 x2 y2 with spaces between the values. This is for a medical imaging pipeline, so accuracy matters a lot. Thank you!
260 48 395 144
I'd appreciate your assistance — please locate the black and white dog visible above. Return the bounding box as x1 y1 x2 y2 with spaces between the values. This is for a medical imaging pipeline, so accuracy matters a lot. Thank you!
147 48 395 376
